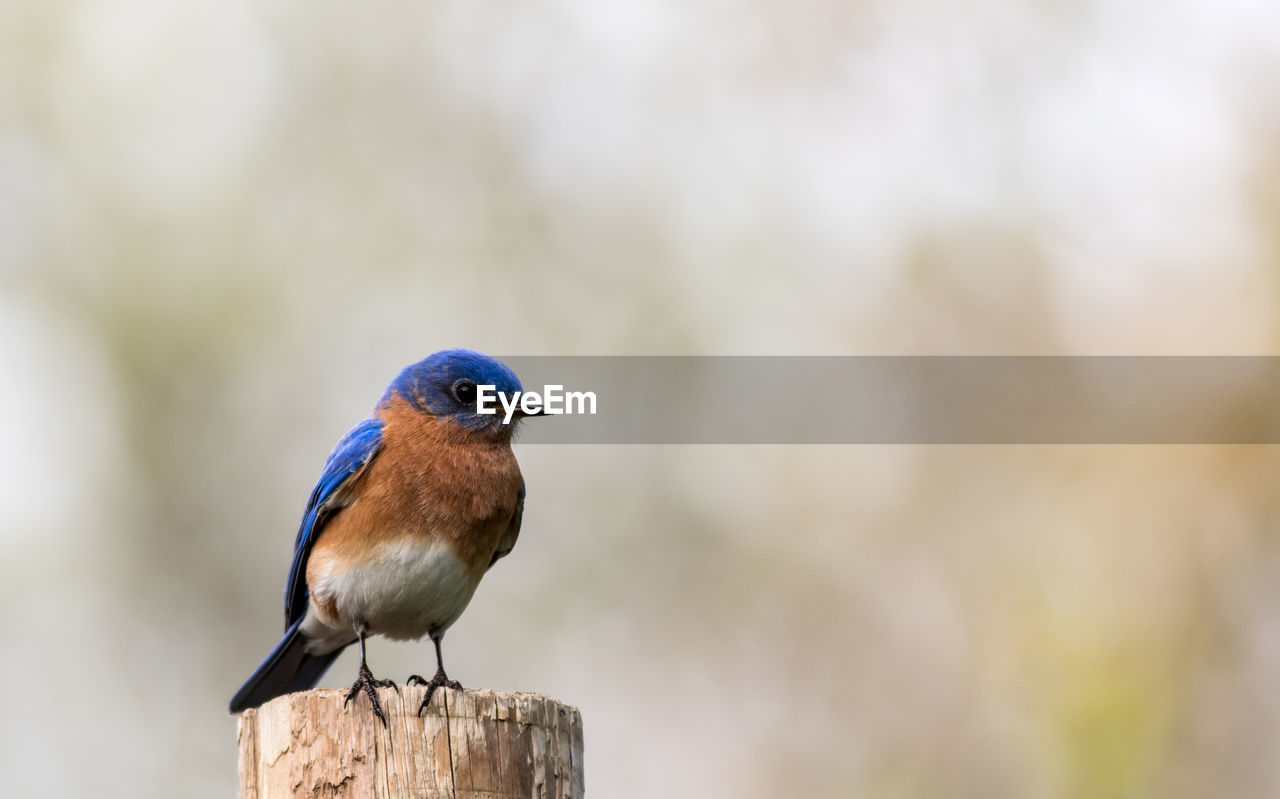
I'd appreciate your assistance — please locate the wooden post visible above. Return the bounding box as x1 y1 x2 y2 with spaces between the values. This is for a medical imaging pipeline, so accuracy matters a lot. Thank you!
236 687 584 799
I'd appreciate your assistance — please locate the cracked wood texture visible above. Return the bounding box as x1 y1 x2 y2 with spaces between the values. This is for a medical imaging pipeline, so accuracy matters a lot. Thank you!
236 688 584 799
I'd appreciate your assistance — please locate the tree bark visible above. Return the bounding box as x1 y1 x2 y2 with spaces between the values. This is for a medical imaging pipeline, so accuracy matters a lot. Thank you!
236 688 584 798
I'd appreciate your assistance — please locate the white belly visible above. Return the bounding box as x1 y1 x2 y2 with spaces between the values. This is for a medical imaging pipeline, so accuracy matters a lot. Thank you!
302 537 480 653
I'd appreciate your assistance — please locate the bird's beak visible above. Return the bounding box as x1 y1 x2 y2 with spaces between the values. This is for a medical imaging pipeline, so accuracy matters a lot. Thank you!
514 407 546 418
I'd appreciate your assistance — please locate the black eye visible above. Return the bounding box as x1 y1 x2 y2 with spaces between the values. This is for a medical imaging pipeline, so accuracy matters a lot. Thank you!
452 379 477 405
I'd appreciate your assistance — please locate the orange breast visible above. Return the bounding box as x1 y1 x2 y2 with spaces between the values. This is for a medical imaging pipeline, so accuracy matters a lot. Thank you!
307 394 524 588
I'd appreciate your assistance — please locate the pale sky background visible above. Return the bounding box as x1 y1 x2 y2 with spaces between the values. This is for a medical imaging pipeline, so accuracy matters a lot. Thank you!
3 1 1280 797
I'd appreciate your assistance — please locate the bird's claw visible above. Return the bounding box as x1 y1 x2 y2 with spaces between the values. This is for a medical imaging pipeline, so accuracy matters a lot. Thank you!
344 664 399 727
408 670 463 715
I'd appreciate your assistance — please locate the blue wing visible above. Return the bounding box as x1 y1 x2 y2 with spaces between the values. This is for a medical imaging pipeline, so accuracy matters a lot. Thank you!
283 416 385 627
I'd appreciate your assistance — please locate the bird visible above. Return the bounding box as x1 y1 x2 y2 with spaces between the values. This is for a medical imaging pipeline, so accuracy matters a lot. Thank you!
228 349 539 724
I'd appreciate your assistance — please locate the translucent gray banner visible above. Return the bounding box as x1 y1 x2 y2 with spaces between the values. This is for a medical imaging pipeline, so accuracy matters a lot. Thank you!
498 357 1280 444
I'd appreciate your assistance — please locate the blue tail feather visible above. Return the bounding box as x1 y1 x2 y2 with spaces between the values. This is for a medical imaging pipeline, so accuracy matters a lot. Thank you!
229 619 346 713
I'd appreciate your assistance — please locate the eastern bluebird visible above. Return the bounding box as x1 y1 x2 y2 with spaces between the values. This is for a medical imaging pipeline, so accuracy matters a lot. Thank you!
228 349 539 723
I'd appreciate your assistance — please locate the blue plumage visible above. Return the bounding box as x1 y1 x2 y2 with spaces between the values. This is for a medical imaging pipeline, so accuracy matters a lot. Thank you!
229 349 538 721
386 348 524 428
284 417 385 627
229 417 386 714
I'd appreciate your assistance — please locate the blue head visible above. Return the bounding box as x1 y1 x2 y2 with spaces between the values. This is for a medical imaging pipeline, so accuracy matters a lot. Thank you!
382 349 527 433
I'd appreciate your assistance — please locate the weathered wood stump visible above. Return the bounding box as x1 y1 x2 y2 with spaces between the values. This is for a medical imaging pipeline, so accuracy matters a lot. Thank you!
236 688 584 798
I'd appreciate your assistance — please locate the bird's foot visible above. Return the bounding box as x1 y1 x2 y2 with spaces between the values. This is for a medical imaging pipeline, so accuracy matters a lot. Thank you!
344 664 399 727
408 670 463 715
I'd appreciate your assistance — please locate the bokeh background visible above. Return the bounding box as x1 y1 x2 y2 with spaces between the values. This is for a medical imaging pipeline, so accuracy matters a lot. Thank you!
4 1 1280 797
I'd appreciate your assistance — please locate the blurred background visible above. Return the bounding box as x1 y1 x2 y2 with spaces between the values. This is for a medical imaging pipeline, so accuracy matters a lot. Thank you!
3 0 1280 797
